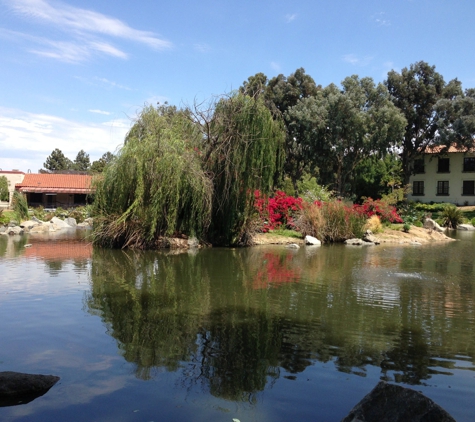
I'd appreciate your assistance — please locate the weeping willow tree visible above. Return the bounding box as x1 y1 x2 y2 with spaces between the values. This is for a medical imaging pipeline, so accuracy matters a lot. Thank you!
92 105 213 249
204 94 285 246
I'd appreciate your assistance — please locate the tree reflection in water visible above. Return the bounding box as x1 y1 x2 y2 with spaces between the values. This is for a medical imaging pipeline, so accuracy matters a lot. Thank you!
86 245 475 400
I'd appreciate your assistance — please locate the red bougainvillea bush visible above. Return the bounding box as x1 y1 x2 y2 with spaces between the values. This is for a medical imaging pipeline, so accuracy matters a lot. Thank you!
254 190 302 232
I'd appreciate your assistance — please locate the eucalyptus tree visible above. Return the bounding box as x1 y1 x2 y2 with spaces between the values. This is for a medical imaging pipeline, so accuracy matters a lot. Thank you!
385 61 463 184
434 88 475 148
285 76 406 197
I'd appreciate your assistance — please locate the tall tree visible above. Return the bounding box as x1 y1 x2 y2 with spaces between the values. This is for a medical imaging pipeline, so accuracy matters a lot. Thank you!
91 152 114 173
0 176 9 202
385 61 463 184
74 149 91 171
43 148 73 171
434 88 475 148
285 76 406 197
204 93 285 245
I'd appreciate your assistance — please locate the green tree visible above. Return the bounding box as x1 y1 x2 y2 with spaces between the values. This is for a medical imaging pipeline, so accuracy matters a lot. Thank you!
434 88 475 148
93 105 213 249
285 76 406 197
91 152 114 173
239 68 320 190
204 93 285 245
385 61 463 184
43 148 73 171
0 176 9 202
73 149 91 171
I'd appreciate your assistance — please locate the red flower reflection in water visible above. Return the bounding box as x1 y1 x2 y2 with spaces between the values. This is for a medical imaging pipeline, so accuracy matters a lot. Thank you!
253 253 301 289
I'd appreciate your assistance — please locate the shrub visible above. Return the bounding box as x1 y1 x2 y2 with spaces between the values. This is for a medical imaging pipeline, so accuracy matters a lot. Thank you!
254 190 302 232
364 215 383 233
354 197 403 223
0 209 10 225
295 200 366 243
403 223 411 233
440 205 464 229
12 191 29 222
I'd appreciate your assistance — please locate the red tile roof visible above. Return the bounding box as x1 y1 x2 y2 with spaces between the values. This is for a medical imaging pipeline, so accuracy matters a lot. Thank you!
16 174 94 194
424 144 475 154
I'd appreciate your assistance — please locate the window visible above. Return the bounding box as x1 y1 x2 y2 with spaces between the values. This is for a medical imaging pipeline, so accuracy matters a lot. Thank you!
438 157 450 173
412 181 424 196
437 181 449 196
463 181 475 196
413 159 425 174
463 157 475 172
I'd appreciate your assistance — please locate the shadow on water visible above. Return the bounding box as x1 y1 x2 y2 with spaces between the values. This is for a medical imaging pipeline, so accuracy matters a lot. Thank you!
85 242 475 400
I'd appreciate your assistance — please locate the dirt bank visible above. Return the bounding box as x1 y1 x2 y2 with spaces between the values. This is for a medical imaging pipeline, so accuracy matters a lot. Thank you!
252 226 454 246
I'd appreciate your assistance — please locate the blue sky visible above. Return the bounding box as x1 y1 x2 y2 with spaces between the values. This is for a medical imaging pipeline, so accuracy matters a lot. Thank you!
1 0 474 172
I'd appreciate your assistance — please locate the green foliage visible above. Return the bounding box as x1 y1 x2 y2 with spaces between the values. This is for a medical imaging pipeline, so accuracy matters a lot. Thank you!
412 202 448 212
12 191 29 221
285 75 406 196
297 174 333 202
385 61 463 184
440 204 464 229
205 94 285 245
397 202 426 225
0 209 10 225
403 223 411 233
91 152 114 173
267 228 303 238
93 105 213 248
43 148 73 171
295 200 367 243
0 176 9 202
73 149 91 171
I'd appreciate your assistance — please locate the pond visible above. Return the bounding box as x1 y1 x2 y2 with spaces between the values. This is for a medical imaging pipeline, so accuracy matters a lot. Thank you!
1 230 475 421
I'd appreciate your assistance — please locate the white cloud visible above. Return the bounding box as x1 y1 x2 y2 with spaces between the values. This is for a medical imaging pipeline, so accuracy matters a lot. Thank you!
372 12 390 27
88 109 112 115
194 43 211 53
0 107 129 172
4 0 172 62
285 13 297 23
343 54 373 67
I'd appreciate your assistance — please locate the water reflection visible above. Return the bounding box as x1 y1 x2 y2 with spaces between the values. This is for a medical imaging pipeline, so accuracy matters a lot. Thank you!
85 243 475 401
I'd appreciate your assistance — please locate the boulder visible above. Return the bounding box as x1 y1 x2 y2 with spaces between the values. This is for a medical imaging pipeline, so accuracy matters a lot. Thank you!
286 243 300 249
187 237 200 248
424 218 445 233
29 224 51 233
457 224 475 231
363 230 380 245
50 216 73 229
0 371 60 407
305 235 321 246
65 217 77 227
20 220 40 230
341 381 456 422
345 238 365 246
6 226 23 235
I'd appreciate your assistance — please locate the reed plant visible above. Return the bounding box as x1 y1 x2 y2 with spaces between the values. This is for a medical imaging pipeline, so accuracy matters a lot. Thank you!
12 191 29 222
295 200 366 243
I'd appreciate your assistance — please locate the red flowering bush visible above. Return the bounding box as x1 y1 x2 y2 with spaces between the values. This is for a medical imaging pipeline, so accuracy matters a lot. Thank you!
353 197 403 223
254 190 303 232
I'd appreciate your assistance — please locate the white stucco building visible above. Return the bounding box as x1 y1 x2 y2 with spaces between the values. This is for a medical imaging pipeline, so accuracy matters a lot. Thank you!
408 146 475 205
0 170 25 208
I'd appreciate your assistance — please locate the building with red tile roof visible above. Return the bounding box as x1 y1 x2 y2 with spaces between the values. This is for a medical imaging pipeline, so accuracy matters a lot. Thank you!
15 173 94 209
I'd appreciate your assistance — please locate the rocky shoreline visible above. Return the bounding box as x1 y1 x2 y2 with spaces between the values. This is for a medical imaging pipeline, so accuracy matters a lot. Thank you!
0 216 93 236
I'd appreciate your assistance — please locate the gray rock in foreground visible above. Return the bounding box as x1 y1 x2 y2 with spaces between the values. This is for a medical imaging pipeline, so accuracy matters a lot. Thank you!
0 371 60 407
305 235 321 246
341 381 456 422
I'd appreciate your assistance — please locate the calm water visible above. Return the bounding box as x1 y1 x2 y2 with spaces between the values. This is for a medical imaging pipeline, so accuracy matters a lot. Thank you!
1 230 475 421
